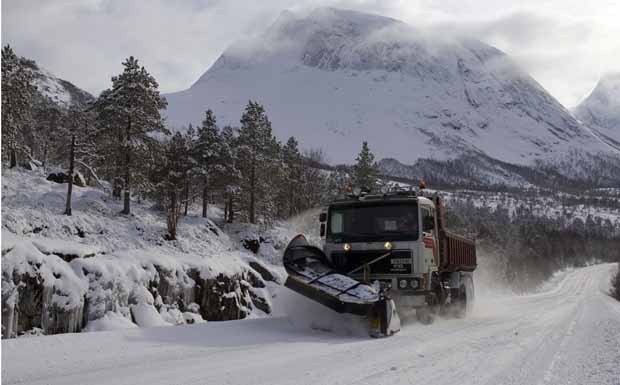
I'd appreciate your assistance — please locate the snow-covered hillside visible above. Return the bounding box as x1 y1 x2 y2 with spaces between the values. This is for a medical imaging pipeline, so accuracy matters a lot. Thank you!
574 73 620 151
27 62 94 109
1 169 279 338
164 8 617 174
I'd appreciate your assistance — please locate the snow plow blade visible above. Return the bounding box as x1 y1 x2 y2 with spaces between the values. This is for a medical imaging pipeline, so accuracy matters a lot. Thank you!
283 234 400 337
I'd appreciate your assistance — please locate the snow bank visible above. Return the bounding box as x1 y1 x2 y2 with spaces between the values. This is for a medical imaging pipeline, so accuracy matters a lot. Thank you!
84 311 137 332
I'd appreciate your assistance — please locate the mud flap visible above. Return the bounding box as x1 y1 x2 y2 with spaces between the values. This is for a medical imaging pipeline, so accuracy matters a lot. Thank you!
369 298 401 338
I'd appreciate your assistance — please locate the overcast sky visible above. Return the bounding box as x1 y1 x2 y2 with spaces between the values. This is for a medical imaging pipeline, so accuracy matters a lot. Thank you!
2 0 618 108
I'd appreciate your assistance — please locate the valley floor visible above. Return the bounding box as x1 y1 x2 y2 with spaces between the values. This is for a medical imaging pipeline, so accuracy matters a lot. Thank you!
2 263 619 385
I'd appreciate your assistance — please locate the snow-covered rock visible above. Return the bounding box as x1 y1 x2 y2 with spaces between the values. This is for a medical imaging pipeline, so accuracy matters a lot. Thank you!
1 238 87 338
573 72 620 151
164 7 618 181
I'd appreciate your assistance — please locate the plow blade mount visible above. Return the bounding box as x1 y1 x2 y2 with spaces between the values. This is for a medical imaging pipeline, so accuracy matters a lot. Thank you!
283 234 400 337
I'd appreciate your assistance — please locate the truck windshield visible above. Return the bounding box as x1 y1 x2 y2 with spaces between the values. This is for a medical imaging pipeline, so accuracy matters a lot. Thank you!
328 203 419 242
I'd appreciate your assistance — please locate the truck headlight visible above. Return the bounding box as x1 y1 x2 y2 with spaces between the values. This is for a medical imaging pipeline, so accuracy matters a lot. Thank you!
343 243 351 252
384 241 393 250
399 279 408 289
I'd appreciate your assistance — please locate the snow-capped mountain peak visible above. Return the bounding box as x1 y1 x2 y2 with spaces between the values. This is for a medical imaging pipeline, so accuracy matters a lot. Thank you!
574 72 620 150
165 7 617 177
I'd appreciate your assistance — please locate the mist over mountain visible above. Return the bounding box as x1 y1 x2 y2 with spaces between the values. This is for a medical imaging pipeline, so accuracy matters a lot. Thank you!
574 73 620 151
164 7 618 186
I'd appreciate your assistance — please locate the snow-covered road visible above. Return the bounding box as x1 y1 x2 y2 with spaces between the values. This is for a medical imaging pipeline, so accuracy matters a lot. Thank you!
3 263 620 385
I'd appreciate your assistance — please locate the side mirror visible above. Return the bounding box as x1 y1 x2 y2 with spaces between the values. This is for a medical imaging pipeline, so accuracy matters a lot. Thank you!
320 223 326 237
319 212 327 222
423 216 435 232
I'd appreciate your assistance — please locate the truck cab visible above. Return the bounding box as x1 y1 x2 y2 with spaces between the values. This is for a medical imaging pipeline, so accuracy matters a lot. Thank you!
316 188 476 320
320 192 439 299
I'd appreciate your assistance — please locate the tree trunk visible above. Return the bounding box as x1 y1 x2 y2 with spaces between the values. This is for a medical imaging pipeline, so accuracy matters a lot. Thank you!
64 135 75 216
42 144 48 172
224 197 229 222
228 193 234 223
249 163 255 224
167 190 177 240
121 119 131 215
183 178 189 216
202 176 208 218
9 147 16 169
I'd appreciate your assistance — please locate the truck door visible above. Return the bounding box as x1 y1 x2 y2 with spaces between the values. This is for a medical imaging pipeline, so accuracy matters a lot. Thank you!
421 207 438 268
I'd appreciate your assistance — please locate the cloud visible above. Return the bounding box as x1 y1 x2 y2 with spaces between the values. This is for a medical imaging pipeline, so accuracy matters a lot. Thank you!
426 11 615 107
2 0 618 107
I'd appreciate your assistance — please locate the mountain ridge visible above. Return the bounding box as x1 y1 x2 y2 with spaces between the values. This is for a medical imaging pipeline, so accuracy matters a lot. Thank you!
23 60 95 109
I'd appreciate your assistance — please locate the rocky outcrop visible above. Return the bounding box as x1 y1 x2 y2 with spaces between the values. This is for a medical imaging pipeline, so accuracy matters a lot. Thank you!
46 171 86 187
2 239 274 338
1 242 87 338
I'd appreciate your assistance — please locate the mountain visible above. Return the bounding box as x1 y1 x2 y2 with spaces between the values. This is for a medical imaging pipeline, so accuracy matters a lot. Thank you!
573 73 620 151
164 7 618 185
24 60 94 109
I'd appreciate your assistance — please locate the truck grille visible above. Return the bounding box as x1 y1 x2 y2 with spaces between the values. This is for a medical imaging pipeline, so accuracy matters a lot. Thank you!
331 250 412 275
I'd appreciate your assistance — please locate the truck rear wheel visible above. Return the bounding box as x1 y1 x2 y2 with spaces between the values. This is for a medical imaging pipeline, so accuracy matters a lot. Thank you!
454 274 474 318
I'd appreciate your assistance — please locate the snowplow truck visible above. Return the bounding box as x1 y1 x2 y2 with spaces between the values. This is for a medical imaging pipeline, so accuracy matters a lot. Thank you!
283 190 476 337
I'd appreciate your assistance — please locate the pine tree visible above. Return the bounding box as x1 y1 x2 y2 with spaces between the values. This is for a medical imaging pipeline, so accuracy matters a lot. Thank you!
301 149 333 208
94 56 167 215
156 132 192 240
194 110 222 218
237 101 279 224
1 45 36 168
261 139 283 222
352 141 378 191
219 125 241 223
281 137 303 217
183 124 197 216
50 105 97 215
34 104 63 171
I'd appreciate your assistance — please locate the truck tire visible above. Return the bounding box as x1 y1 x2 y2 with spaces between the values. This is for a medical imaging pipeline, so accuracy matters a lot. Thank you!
454 273 474 318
